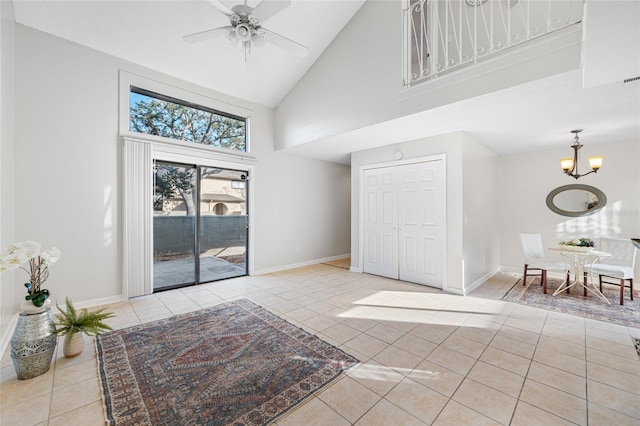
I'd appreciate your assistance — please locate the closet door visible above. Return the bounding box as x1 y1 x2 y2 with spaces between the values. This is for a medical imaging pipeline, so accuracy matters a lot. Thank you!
363 167 398 279
362 159 445 289
397 160 445 288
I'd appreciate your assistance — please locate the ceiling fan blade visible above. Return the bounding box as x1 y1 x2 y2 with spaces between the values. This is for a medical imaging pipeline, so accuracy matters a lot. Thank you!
183 26 233 44
251 0 291 23
206 0 236 18
262 28 308 58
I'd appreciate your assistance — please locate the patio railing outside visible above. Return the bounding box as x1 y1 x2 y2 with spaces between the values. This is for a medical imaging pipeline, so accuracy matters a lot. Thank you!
402 0 583 88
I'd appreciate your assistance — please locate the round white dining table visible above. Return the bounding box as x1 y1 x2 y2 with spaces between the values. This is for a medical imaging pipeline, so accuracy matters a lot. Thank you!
548 247 612 303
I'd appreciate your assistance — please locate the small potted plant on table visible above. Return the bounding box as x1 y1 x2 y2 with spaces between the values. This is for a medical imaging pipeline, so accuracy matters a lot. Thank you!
51 297 115 358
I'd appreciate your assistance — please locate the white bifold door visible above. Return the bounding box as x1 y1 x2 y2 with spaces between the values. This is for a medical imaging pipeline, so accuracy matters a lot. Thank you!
363 159 445 288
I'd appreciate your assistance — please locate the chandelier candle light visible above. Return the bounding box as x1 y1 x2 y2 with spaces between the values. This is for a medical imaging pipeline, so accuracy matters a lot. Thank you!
560 129 603 179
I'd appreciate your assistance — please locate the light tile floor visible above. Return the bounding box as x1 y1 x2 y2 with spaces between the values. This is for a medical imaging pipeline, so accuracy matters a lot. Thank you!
2 264 639 425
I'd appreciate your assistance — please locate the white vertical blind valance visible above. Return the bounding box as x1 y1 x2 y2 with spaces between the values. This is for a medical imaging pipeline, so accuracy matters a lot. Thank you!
123 138 153 297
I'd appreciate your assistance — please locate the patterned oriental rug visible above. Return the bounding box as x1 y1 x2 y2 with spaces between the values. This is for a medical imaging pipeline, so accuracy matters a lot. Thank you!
502 278 640 328
96 299 358 425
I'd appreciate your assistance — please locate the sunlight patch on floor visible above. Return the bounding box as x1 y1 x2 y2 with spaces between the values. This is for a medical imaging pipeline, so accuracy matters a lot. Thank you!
337 291 516 326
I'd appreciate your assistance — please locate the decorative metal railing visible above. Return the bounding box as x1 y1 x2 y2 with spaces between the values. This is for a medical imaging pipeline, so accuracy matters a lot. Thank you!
402 0 583 88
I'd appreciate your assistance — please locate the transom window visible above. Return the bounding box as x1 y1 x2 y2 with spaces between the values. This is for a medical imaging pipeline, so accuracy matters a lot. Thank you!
129 87 247 152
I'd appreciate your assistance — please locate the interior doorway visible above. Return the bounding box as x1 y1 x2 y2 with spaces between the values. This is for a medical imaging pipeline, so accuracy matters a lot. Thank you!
362 158 446 288
153 161 248 291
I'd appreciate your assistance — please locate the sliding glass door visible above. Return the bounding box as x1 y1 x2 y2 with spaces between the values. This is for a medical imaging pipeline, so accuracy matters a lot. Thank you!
153 162 197 290
153 161 248 291
198 167 248 283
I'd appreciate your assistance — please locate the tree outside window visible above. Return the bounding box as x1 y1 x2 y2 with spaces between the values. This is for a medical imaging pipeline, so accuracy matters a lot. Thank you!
129 87 247 152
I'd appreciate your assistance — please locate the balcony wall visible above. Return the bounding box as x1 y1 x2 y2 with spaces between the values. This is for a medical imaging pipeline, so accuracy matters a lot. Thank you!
274 0 582 159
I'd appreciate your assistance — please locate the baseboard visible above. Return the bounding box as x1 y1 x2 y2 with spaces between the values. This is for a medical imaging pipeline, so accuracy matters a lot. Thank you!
464 267 502 295
65 294 127 310
349 266 362 273
253 254 351 276
445 287 465 296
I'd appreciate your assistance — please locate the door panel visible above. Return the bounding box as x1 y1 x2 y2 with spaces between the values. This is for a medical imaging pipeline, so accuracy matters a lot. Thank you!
153 162 197 291
363 169 398 279
398 160 445 287
198 167 248 283
423 236 438 276
402 235 417 272
422 188 437 224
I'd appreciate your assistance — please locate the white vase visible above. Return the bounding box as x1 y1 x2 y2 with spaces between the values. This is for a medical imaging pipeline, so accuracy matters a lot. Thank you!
20 298 51 315
63 333 85 358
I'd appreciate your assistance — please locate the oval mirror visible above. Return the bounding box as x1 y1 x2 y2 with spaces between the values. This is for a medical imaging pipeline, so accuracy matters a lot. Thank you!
546 184 607 217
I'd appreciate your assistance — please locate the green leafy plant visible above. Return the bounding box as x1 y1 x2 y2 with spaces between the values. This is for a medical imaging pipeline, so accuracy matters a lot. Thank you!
51 297 115 340
559 237 595 247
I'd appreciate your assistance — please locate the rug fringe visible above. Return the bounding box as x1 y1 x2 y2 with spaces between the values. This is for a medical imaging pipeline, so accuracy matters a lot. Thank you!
95 338 112 426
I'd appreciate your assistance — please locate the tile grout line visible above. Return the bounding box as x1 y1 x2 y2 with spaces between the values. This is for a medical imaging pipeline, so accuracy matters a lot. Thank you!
584 318 590 426
506 309 547 426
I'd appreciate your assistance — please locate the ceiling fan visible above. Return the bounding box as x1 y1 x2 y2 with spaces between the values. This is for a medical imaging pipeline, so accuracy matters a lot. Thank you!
183 0 308 60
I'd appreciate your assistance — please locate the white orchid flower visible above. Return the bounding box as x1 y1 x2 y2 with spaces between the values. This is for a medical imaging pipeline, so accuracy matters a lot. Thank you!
0 259 21 272
8 240 41 258
41 247 61 264
1 241 60 302
0 252 29 270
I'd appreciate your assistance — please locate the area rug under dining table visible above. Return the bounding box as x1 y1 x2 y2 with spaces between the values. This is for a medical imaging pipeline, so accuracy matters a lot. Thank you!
502 277 640 328
95 299 358 425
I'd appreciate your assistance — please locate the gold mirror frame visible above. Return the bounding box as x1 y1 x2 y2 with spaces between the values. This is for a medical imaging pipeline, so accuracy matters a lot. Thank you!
546 184 607 217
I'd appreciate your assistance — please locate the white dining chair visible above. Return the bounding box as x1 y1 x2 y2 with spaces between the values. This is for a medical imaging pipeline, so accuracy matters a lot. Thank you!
588 237 637 305
519 234 570 294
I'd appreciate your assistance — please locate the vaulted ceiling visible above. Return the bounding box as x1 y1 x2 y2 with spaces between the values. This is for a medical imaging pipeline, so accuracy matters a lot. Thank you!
12 0 366 108
10 0 640 161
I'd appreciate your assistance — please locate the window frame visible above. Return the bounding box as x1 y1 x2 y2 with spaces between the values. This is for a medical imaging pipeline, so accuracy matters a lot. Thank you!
119 71 254 158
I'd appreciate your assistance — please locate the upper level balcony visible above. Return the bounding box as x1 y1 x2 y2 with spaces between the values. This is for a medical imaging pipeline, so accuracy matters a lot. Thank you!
403 0 584 88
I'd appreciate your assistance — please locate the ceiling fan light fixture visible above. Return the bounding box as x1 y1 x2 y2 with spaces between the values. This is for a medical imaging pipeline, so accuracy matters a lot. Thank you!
251 31 265 49
183 0 308 60
225 29 239 47
235 23 252 42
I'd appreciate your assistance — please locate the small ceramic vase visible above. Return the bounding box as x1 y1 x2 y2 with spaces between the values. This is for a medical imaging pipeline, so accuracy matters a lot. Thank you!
63 333 85 358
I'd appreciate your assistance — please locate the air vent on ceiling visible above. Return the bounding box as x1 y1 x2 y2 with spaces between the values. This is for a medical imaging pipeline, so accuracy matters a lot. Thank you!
623 76 640 83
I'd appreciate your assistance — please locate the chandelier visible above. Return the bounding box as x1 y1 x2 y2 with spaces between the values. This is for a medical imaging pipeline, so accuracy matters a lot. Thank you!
560 130 603 179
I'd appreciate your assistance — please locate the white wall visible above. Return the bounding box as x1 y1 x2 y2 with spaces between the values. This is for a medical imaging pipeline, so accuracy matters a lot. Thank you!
462 133 500 292
583 0 640 87
275 0 582 151
499 138 640 281
351 132 499 295
8 25 350 313
0 1 17 343
251 109 351 270
14 24 121 305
